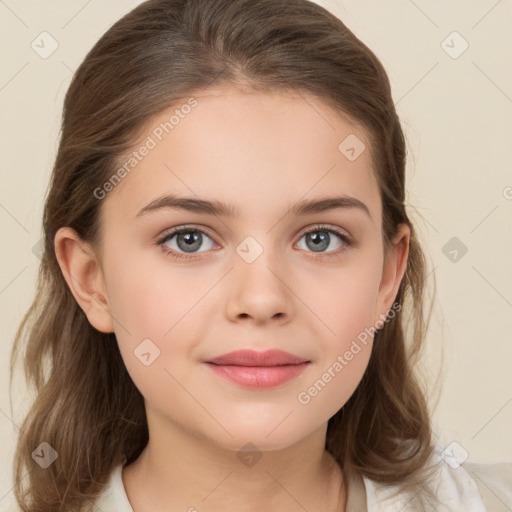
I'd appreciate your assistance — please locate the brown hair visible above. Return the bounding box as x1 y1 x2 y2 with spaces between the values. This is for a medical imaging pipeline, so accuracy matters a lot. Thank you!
9 0 440 509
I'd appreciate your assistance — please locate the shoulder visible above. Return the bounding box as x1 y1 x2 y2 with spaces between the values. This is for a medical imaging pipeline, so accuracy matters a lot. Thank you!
463 459 512 510
94 463 134 512
361 445 512 511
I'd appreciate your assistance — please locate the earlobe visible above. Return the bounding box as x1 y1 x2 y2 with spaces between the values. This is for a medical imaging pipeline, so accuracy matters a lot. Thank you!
54 227 114 333
375 223 410 321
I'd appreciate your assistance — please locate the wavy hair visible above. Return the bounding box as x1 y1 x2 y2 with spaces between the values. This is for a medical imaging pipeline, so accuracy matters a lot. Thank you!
9 0 440 509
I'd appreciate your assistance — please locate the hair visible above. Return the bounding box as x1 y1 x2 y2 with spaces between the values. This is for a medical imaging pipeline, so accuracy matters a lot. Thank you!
9 0 441 510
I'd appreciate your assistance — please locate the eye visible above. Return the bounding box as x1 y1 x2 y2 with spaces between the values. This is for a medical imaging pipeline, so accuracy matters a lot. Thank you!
157 223 353 262
296 224 352 258
157 226 217 261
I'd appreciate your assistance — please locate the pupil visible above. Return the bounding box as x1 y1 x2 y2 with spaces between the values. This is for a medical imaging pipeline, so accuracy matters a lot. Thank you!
179 231 201 252
307 231 328 252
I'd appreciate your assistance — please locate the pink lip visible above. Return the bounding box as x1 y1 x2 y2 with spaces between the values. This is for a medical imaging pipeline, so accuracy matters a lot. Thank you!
204 349 311 389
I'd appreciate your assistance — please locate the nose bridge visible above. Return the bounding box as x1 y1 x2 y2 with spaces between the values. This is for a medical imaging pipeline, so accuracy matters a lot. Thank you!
241 222 296 272
226 232 293 322
235 233 270 265
234 233 285 288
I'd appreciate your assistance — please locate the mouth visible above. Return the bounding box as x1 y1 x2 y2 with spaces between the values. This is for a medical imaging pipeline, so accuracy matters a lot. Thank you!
203 349 311 389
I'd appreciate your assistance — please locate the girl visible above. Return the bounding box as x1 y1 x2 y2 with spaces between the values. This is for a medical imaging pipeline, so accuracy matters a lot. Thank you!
9 0 511 510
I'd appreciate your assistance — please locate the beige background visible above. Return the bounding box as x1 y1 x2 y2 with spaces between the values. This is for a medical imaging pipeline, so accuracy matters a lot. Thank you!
1 0 511 508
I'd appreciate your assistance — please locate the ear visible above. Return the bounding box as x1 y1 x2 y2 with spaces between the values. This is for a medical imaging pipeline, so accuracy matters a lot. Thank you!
54 227 114 333
374 223 410 323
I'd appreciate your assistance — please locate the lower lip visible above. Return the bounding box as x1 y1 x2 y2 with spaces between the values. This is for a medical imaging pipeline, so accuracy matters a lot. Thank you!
204 362 310 389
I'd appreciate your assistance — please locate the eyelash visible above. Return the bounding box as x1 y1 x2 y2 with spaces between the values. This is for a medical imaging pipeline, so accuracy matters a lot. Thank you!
156 224 353 262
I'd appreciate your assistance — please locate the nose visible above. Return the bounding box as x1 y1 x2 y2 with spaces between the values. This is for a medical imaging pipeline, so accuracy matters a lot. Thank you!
225 250 294 325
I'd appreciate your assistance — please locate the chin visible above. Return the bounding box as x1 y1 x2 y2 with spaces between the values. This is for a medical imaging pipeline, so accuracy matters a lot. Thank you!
203 423 312 454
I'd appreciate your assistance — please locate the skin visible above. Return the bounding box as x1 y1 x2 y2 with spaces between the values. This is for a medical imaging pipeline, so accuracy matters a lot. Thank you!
55 84 409 512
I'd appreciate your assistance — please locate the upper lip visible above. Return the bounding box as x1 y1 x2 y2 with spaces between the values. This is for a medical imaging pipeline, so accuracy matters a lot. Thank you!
205 349 310 367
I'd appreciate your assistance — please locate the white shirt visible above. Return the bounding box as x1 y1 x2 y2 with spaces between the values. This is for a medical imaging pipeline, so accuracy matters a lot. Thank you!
94 446 512 511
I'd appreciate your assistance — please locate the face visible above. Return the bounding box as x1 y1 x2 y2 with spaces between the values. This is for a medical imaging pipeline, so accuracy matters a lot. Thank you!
57 85 409 452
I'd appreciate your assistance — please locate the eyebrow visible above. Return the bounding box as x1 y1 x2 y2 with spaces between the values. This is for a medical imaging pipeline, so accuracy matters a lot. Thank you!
135 194 371 219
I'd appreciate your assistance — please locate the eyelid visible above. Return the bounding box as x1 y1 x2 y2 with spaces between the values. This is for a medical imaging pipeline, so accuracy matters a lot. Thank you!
156 223 352 246
156 223 219 245
296 223 351 242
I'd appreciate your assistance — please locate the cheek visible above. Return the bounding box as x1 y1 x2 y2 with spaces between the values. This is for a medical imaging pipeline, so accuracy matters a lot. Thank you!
299 253 382 345
105 250 212 340
105 255 218 391
296 343 371 422
292 255 381 413
106 265 206 412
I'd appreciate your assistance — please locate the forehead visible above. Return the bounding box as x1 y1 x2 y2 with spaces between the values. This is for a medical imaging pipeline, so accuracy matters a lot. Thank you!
101 86 381 226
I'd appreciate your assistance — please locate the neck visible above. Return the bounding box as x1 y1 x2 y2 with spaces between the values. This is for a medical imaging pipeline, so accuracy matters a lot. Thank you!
122 411 346 512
